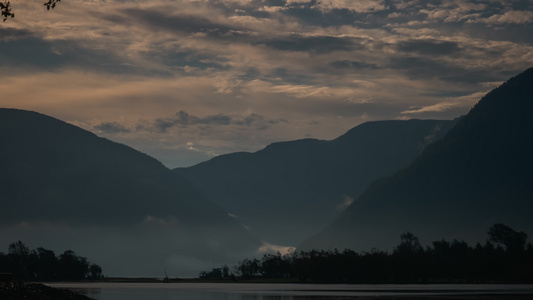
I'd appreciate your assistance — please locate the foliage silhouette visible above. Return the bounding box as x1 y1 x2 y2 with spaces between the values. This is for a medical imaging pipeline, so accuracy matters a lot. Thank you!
1 0 60 21
201 224 533 283
0 241 103 281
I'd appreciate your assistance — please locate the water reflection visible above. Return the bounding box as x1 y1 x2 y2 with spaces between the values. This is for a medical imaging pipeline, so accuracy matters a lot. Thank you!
49 282 533 300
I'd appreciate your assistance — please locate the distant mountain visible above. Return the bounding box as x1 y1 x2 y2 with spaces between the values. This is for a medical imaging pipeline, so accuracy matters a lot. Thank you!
0 109 260 277
300 68 533 251
174 118 457 246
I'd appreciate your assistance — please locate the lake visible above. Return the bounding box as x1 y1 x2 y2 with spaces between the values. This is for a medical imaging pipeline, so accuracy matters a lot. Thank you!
48 282 533 300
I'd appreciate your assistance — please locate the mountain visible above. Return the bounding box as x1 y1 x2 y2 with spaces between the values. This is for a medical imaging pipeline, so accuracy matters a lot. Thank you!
0 108 260 277
300 68 533 251
174 118 457 246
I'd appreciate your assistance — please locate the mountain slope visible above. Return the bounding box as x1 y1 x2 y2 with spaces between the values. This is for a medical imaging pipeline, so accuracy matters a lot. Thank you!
0 108 260 277
300 67 533 251
174 118 457 246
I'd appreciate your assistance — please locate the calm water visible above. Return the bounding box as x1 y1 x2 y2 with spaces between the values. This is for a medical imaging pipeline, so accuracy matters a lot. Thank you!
48 283 533 300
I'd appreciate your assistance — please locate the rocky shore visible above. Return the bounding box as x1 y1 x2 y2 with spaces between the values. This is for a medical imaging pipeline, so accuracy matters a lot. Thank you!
0 282 94 300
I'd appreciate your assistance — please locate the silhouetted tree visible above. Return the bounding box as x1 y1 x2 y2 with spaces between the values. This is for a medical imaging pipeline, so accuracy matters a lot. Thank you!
0 241 103 281
237 258 261 278
1 1 13 21
7 241 34 279
261 252 290 278
200 224 532 283
488 223 528 253
59 250 89 280
88 263 103 279
35 247 59 280
488 223 530 281
395 232 423 255
1 0 60 21
392 232 426 282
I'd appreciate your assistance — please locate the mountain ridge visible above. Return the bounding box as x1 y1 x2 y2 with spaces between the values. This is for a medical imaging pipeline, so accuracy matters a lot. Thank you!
0 108 260 277
174 118 458 246
299 67 533 251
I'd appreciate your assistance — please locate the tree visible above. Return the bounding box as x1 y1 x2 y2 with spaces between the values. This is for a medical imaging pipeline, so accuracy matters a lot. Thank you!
7 241 35 279
394 232 423 255
488 223 528 253
58 250 90 280
393 232 426 282
1 1 13 21
1 0 61 21
8 241 30 257
89 263 103 279
35 247 59 280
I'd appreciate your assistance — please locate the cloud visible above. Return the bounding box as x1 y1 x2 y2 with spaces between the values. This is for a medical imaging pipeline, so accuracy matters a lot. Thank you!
143 110 287 133
94 121 131 134
395 39 461 56
0 28 34 41
154 111 232 132
1 0 532 170
313 0 388 13
257 242 294 255
329 61 380 70
258 6 287 13
244 80 357 99
401 90 489 114
260 34 364 54
476 10 533 24
419 0 487 23
337 194 355 210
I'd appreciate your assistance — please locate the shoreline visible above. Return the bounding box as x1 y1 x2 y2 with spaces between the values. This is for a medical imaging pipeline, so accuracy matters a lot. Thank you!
0 282 94 300
49 282 533 299
2 281 533 300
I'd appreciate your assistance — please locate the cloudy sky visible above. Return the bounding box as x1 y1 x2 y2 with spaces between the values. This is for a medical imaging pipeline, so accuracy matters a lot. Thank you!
1 0 532 168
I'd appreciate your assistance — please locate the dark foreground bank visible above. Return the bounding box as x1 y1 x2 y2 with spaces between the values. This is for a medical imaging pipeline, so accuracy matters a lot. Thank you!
0 282 94 300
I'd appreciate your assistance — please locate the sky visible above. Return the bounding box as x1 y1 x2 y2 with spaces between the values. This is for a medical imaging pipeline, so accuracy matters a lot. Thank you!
1 0 532 168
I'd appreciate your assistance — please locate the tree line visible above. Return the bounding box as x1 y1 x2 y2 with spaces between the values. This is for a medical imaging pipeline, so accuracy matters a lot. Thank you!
200 224 533 283
0 241 103 281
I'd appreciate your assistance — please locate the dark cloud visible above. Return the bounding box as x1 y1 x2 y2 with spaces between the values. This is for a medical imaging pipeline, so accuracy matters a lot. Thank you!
264 68 317 85
260 35 365 54
0 38 65 68
233 113 288 129
463 22 533 44
330 60 381 70
114 7 268 48
238 67 262 81
154 111 232 132
121 8 239 36
94 122 131 134
150 50 231 71
388 56 514 84
0 28 34 41
0 36 147 75
282 2 373 28
151 111 287 133
395 39 461 56
234 113 266 128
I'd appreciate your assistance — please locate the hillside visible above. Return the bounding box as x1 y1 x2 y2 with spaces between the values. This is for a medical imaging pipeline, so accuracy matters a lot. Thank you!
0 108 260 277
174 118 456 246
300 68 533 251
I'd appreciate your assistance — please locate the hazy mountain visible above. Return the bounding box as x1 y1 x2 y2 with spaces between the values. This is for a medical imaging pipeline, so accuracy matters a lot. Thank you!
0 108 260 277
300 68 533 252
174 118 457 246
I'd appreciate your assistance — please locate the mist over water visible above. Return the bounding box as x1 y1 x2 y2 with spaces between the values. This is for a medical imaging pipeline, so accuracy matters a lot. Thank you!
0 222 260 278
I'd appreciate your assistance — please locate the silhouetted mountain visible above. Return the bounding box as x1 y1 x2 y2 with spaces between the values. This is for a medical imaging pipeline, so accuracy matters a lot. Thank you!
300 68 533 251
174 118 456 246
0 109 260 277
